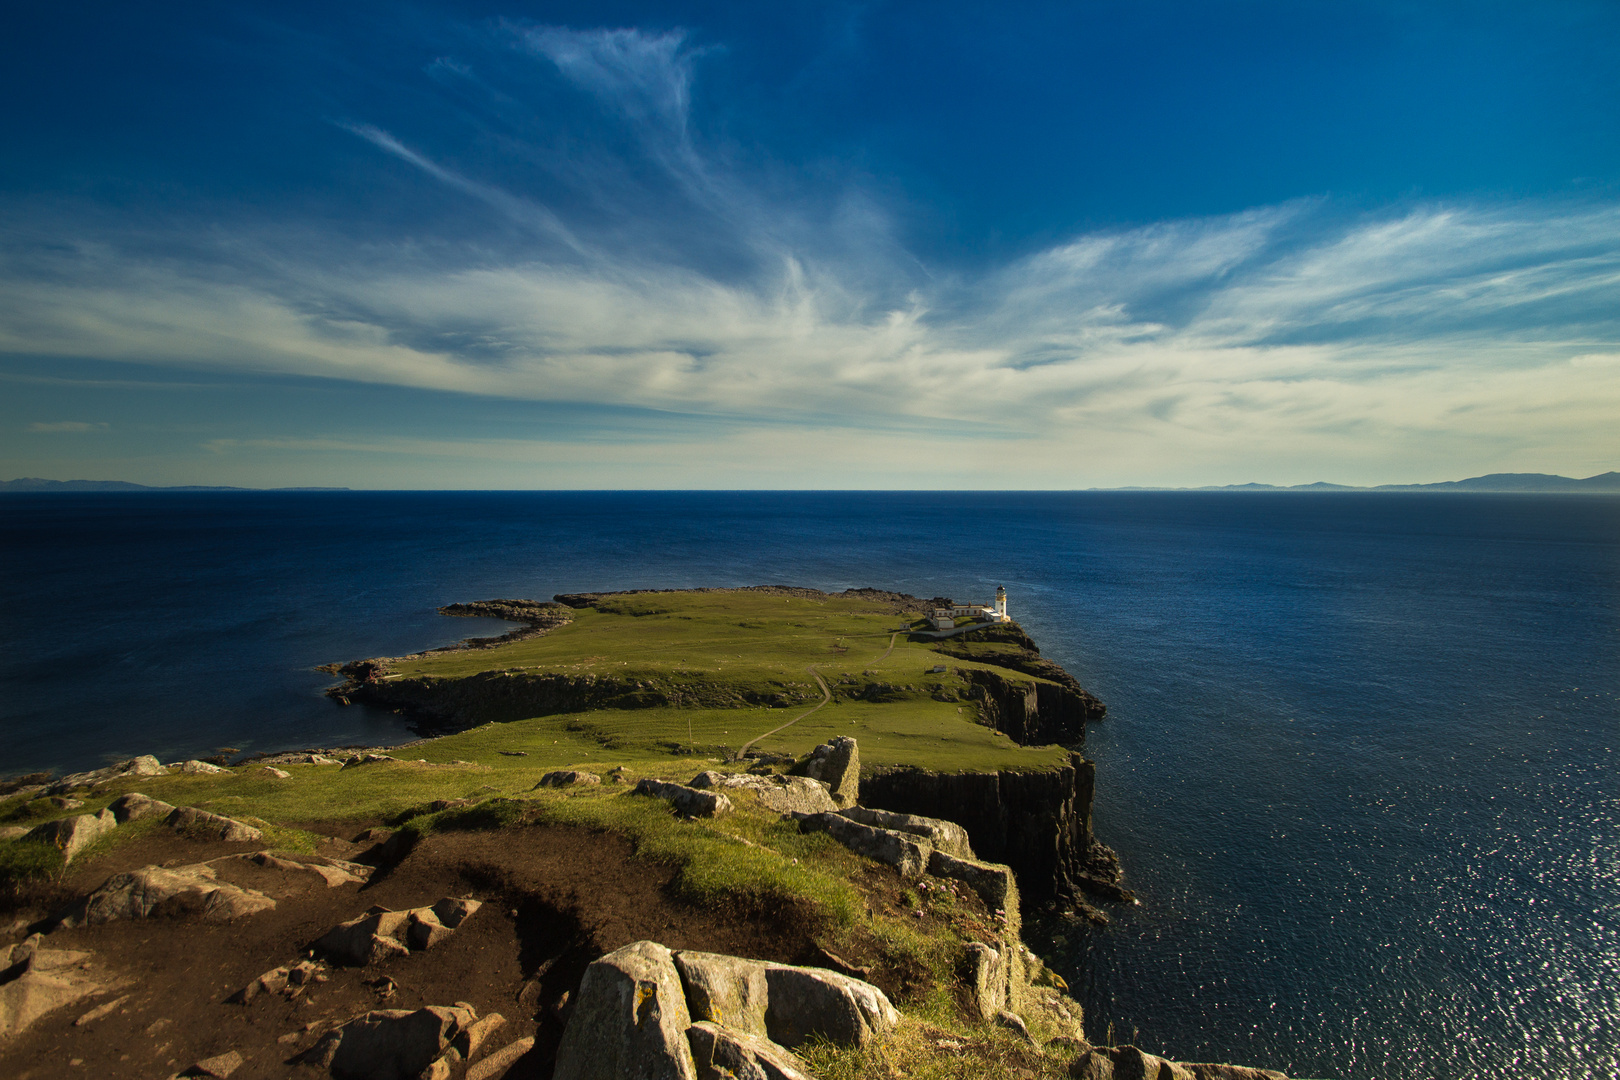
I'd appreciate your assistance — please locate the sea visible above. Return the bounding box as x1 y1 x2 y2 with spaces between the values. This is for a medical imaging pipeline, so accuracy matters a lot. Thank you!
2 491 1615 1080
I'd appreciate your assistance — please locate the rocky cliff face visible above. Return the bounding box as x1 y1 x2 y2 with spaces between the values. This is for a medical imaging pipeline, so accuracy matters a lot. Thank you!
960 669 1104 745
860 754 1122 908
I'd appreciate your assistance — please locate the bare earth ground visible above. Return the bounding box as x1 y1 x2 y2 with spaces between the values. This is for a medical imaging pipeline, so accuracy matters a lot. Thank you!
2 818 982 1080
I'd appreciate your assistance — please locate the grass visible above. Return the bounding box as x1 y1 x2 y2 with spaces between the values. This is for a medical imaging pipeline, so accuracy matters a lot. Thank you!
373 589 1072 776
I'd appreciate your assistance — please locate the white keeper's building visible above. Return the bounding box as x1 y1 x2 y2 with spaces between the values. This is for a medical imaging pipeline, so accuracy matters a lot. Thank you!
929 585 1009 629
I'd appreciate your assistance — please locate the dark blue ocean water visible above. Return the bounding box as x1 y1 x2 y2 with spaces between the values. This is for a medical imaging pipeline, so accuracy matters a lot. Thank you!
2 491 1616 1079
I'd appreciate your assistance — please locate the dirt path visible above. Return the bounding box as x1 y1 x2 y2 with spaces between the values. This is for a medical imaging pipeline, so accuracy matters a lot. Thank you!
736 666 831 760
734 632 897 759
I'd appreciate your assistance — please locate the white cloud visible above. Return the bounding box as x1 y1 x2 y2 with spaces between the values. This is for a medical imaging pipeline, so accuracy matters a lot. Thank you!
0 22 1615 485
27 420 108 432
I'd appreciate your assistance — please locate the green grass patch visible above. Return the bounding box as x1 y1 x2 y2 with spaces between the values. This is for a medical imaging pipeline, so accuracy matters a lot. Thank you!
0 839 65 892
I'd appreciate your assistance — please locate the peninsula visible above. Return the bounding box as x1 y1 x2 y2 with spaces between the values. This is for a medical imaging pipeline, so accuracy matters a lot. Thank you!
0 586 1302 1080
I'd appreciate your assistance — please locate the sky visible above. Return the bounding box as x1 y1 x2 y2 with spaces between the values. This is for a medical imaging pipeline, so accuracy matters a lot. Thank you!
2 0 1618 489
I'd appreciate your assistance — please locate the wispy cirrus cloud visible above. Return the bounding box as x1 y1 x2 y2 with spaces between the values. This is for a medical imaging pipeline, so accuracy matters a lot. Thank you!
1 23 1616 485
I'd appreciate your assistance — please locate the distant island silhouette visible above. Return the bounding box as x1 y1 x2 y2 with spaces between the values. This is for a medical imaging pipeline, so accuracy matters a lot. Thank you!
2 472 1617 493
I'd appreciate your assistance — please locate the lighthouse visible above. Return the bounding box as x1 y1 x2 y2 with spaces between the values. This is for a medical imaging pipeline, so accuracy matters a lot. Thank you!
995 585 1008 621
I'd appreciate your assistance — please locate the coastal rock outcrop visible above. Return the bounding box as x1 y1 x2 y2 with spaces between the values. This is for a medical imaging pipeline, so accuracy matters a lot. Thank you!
788 737 859 807
689 771 837 815
794 812 933 879
534 770 602 788
165 806 263 843
552 940 697 1080
57 863 276 927
108 791 175 822
861 753 1124 905
686 1020 811 1080
44 754 167 795
314 899 482 966
301 1003 479 1079
0 935 106 1043
841 805 974 859
1069 1045 1292 1080
633 778 733 818
960 668 1103 746
24 808 116 864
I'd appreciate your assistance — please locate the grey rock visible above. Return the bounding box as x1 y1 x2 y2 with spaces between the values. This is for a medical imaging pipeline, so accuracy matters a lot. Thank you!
962 942 1009 1021
261 766 292 779
168 759 229 775
796 813 932 878
553 940 697 1080
406 910 452 951
453 1011 506 1061
430 896 482 929
24 809 116 864
465 1035 535 1080
633 778 733 818
0 936 103 1042
228 959 323 1004
759 963 899 1050
926 851 1017 924
108 792 177 823
165 806 263 843
243 852 369 887
687 1021 812 1080
671 949 898 1052
316 909 414 966
0 826 29 842
995 1009 1034 1043
1184 1065 1291 1080
45 754 168 795
341 753 400 769
534 770 602 788
792 737 859 807
320 1004 476 1080
178 1049 244 1077
700 774 838 816
673 950 773 1038
57 863 276 927
841 806 974 859
1070 1046 1198 1080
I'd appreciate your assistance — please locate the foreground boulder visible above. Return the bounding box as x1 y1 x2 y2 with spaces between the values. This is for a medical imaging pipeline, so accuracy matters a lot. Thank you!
689 772 837 815
24 809 116 864
302 1004 477 1079
553 940 696 1080
0 935 104 1043
795 812 932 878
687 1021 811 1080
315 898 482 966
57 863 275 927
108 792 176 823
632 779 733 818
165 806 263 843
790 737 859 807
841 806 974 859
673 949 900 1050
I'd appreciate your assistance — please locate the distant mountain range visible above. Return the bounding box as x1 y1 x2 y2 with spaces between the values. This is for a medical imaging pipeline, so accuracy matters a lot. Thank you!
2 473 1617 493
1111 472 1620 493
0 479 350 492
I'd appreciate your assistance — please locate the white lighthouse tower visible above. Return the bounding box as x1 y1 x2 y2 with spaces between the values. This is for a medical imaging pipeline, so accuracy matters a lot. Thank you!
995 585 1008 622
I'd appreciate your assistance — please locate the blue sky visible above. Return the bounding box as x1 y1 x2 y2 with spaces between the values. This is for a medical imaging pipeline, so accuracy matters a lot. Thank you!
2 0 1618 488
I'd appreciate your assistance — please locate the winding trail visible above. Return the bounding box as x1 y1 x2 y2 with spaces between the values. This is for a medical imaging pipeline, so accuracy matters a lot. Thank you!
734 631 900 760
